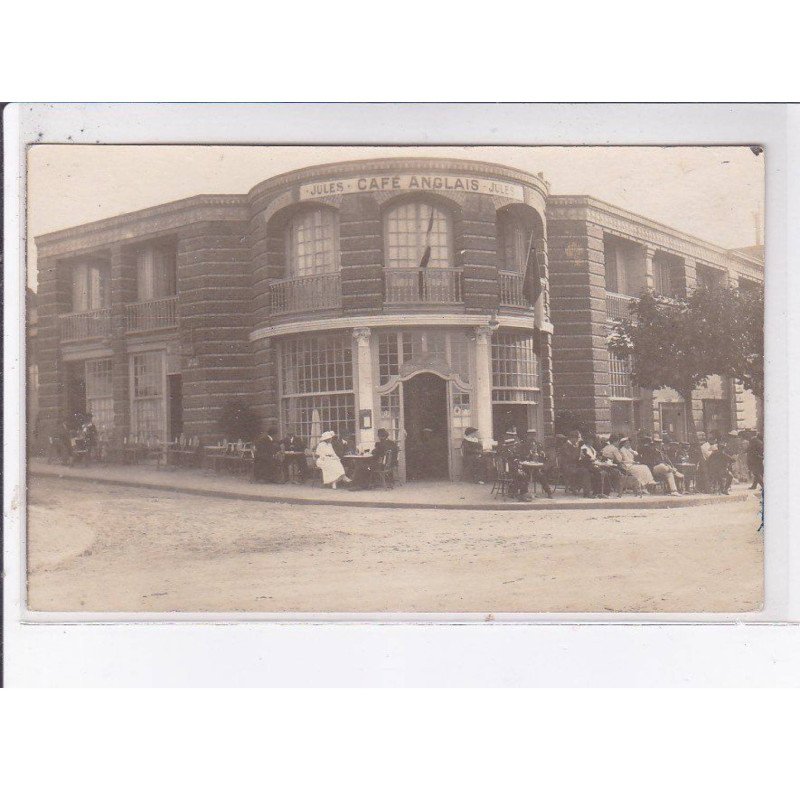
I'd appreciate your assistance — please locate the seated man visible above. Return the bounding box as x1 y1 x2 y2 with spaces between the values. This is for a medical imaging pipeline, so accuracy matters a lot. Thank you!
579 436 611 498
281 430 308 483
348 428 398 490
640 436 684 496
707 442 735 494
498 431 532 502
522 429 553 498
461 427 487 484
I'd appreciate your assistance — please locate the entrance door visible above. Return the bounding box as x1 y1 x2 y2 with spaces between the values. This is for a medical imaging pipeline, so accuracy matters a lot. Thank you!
702 399 730 438
660 401 687 441
168 374 183 440
402 373 449 480
66 362 87 425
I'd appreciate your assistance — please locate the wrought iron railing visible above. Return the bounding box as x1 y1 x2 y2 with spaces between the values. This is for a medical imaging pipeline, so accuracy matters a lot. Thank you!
270 274 342 315
606 291 636 321
125 296 178 332
59 308 112 342
384 268 463 304
498 271 529 308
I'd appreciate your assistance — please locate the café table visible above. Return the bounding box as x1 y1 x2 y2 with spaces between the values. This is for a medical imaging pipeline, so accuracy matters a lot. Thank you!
341 453 374 482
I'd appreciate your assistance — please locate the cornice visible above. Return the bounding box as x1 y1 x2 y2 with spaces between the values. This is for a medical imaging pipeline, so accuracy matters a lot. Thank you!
250 312 546 341
36 195 249 258
547 195 764 279
248 157 549 203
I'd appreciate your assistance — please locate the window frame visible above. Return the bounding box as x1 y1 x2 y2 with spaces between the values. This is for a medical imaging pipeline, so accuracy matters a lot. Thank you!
383 199 453 271
285 206 341 278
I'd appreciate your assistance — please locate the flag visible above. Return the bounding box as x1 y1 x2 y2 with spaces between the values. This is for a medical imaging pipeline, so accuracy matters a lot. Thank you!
418 207 435 299
522 229 542 307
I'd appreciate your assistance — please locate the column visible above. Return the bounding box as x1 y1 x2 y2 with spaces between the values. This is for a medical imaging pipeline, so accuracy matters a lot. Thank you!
643 245 656 292
352 327 376 450
534 236 549 328
474 325 494 447
110 244 137 438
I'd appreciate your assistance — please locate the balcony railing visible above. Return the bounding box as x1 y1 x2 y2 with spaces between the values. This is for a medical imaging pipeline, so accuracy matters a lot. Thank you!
270 274 342 316
60 308 112 342
125 295 178 333
498 271 530 308
606 291 636 321
384 268 463 304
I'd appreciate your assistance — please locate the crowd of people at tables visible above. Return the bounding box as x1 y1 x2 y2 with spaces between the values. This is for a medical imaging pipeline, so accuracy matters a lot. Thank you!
48 410 763 503
252 427 398 491
461 425 764 502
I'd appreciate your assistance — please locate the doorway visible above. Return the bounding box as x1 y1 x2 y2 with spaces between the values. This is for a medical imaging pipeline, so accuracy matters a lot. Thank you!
402 372 449 480
168 373 183 440
660 401 687 441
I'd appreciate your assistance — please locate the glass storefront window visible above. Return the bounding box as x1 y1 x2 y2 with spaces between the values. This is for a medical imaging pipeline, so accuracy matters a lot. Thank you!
85 358 114 434
130 351 165 440
376 329 471 386
491 331 539 403
280 334 355 448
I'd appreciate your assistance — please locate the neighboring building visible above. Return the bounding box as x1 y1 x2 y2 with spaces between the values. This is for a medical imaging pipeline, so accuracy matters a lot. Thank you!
546 196 763 439
27 288 40 451
33 158 763 480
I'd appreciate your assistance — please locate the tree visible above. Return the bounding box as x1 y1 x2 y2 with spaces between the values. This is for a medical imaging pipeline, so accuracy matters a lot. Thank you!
609 284 763 436
218 400 261 443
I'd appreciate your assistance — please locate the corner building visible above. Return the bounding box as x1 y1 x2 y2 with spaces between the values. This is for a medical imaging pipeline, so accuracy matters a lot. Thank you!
35 157 763 482
37 158 554 482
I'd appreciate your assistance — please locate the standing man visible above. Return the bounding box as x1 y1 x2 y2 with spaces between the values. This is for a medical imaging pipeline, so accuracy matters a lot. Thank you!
281 430 308 483
253 427 281 483
747 431 764 490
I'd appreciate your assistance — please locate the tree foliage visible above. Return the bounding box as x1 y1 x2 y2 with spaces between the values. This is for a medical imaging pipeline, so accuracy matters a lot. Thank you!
609 284 764 407
218 400 261 443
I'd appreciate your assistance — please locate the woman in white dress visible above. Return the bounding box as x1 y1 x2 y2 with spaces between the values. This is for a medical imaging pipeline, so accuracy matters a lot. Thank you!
619 437 656 493
314 430 351 489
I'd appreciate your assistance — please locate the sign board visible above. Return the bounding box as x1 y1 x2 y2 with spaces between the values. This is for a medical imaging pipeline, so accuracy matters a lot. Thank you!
299 173 525 203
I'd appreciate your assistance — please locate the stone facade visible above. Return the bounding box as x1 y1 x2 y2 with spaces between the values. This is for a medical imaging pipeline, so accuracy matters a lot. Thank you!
33 159 763 480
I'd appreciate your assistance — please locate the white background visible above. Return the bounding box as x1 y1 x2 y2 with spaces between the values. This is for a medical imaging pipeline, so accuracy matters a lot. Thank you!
1 7 798 799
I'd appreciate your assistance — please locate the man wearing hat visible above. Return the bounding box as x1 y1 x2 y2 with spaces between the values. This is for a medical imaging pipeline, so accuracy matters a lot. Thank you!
498 430 533 501
461 426 487 484
253 427 281 483
641 435 684 495
523 429 554 498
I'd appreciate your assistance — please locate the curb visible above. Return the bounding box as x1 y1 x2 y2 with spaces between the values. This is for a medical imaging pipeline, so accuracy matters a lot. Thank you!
30 467 751 512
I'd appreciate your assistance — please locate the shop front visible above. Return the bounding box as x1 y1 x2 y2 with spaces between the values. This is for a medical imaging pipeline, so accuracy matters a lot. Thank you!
274 322 544 482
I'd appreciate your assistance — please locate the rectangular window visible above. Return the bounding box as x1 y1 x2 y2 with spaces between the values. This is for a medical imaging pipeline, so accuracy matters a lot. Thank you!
280 334 355 448
136 244 177 300
376 330 471 387
451 389 472 435
130 351 165 440
609 351 634 399
288 209 339 276
85 358 115 434
378 387 401 443
385 203 450 269
491 332 539 403
71 261 110 311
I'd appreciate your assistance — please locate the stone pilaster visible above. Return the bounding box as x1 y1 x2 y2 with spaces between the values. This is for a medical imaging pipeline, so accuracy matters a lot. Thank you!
352 327 376 450
547 218 610 435
109 245 137 437
473 325 494 445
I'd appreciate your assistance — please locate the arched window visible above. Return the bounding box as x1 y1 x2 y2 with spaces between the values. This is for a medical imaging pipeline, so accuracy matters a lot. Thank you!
286 207 339 276
497 207 534 273
384 201 451 269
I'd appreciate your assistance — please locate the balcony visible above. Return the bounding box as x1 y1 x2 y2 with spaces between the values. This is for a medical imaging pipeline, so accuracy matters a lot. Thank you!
384 268 463 305
606 291 636 321
498 271 530 309
125 296 178 333
270 274 342 316
60 308 111 342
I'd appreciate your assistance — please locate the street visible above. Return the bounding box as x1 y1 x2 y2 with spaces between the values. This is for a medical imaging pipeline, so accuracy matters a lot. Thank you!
27 476 763 613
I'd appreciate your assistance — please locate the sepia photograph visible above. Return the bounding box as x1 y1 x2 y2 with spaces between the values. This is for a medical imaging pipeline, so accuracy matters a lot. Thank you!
24 143 765 614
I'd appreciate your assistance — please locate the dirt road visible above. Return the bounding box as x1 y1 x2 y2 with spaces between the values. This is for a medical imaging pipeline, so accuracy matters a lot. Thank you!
26 476 763 613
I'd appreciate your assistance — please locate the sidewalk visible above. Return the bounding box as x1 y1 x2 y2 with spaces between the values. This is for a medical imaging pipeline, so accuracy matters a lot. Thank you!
28 458 751 511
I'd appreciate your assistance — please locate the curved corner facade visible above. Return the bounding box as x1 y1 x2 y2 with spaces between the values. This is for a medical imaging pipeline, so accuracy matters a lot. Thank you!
33 156 762 482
